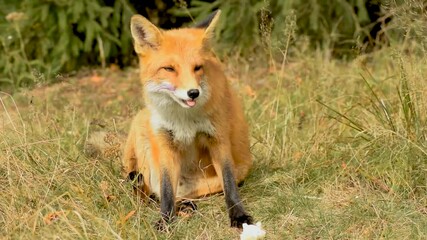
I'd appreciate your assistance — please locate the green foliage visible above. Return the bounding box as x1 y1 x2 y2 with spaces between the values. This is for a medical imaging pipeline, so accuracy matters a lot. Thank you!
0 0 135 89
1 0 425 90
173 0 372 56
318 57 427 196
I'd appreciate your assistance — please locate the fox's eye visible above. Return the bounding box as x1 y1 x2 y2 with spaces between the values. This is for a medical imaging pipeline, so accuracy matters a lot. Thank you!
162 66 175 72
194 65 203 72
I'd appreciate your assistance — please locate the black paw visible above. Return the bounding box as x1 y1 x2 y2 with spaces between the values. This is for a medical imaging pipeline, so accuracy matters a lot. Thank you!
230 212 253 228
127 171 143 190
178 200 197 212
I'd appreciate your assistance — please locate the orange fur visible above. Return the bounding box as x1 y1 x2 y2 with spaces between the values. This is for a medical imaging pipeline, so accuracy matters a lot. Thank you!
123 11 253 227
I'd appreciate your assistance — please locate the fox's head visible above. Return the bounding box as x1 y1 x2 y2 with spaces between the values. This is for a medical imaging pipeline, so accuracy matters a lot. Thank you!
130 11 221 109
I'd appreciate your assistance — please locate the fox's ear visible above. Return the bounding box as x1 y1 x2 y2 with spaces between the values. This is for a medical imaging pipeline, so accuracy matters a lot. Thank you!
130 15 162 53
194 10 221 43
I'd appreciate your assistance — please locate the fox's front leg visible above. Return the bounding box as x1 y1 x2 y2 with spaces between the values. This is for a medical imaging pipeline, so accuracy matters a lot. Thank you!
151 130 181 231
122 123 137 177
209 140 253 228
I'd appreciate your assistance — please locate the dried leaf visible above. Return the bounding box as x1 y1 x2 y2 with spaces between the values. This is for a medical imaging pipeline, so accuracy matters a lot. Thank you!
292 151 304 161
90 73 104 84
43 211 67 225
117 210 136 225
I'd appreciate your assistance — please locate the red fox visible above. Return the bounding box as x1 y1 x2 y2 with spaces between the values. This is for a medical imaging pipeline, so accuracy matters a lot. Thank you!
123 10 253 230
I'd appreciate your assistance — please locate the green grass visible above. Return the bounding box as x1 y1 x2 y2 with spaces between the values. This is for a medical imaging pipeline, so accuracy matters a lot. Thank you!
1 45 427 239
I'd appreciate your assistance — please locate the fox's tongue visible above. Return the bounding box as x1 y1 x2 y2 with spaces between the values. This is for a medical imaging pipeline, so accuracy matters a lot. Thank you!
185 100 196 107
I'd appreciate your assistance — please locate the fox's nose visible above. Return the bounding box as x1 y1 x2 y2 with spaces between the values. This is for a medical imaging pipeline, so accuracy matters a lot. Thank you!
187 89 200 99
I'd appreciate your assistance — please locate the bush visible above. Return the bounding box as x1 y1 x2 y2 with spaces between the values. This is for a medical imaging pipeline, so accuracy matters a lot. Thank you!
172 0 412 58
0 0 135 89
1 0 423 89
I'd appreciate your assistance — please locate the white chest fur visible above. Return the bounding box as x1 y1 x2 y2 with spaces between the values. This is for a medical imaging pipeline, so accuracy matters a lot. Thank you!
149 105 216 145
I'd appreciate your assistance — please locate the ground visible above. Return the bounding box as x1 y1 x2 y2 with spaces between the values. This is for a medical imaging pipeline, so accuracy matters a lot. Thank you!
1 47 426 239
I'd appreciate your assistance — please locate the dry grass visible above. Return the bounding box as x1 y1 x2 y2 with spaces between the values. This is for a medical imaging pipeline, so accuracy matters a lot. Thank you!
1 40 427 239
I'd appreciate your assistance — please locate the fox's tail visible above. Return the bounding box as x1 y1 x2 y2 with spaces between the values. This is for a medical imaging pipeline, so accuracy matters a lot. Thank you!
84 131 126 160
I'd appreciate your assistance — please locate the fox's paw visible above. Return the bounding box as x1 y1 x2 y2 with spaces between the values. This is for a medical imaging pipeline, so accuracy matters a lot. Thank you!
127 171 144 186
154 218 169 232
230 211 253 229
128 171 140 180
177 200 198 218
